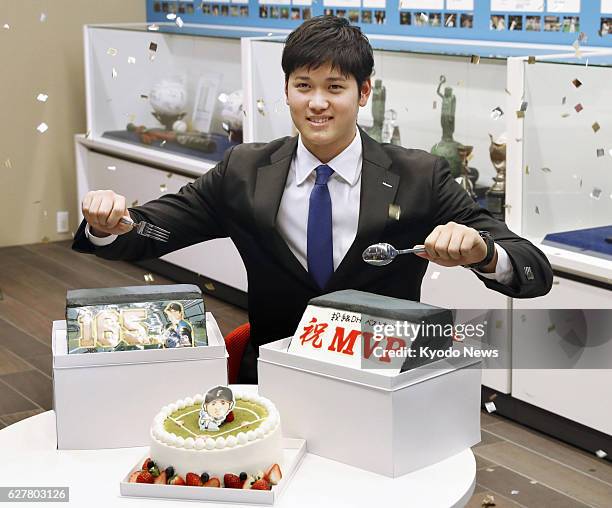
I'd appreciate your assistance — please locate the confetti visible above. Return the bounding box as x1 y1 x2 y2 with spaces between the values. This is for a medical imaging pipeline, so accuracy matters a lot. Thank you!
256 98 266 115
597 148 605 157
107 47 118 56
592 122 600 133
433 101 437 109
480 494 495 508
491 107 504 120
107 165 116 171
541 167 552 173
525 165 529 174
495 320 503 329
40 12 46 23
160 184 167 192
267 32 273 36
127 56 136 64
530 480 538 484
175 16 184 28
160 140 166 147
218 93 229 104
4 158 12 168
561 113 570 118
430 271 440 280
572 78 582 88
148 24 159 31
36 93 48 102
510 490 519 495
470 55 480 64
3 24 9 30
527 56 536 64
388 204 401 221
149 42 158 52
85 130 91 139
590 188 602 200
485 468 495 473
166 13 177 20
609 149 612 157
595 450 607 459
574 103 583 113
520 101 528 112
36 122 48 133
489 392 498 401
111 67 118 79
166 172 174 178
41 236 50 243
548 324 556 333
535 206 540 214
204 282 216 291
144 273 155 283
131 200 139 207
140 94 149 99
485 401 497 413
516 111 525 119
43 210 48 217
562 96 566 105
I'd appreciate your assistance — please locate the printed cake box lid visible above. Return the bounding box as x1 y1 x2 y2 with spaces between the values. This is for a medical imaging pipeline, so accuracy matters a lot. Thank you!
65 284 207 354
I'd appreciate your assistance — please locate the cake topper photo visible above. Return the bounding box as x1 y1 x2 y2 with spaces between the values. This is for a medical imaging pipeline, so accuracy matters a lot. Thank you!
163 302 194 348
199 385 235 431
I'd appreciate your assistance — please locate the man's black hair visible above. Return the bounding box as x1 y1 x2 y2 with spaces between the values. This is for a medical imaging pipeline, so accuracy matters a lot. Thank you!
282 16 374 91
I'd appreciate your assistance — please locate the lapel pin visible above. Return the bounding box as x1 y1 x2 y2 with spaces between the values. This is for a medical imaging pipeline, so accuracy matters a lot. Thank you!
388 204 401 221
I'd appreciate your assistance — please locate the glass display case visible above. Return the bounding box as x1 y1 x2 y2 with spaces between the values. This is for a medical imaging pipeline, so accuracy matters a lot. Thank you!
506 51 612 283
85 23 283 168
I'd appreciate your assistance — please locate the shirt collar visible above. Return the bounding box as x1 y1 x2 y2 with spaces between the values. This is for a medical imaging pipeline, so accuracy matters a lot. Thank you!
294 130 362 186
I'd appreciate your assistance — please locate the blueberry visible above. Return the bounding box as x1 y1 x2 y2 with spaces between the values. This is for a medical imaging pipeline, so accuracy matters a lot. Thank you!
239 472 247 481
165 466 175 478
200 472 210 483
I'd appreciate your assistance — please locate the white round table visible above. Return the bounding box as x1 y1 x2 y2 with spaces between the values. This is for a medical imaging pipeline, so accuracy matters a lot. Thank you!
0 387 476 508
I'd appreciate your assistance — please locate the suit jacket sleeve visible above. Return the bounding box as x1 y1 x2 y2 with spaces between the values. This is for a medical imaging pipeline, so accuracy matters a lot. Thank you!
431 157 553 298
72 146 235 261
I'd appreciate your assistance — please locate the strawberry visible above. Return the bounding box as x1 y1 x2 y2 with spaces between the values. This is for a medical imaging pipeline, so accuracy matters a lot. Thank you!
264 464 282 485
223 473 242 489
251 478 271 491
204 477 221 488
128 470 141 483
141 457 154 470
136 471 154 484
186 472 203 486
154 471 167 484
168 475 186 486
242 475 255 489
225 411 235 423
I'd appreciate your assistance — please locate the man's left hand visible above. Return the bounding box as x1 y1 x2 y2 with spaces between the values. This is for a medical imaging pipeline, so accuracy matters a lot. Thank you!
415 222 497 273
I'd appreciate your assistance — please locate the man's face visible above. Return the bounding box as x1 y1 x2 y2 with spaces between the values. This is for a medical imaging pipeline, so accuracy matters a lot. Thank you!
286 63 371 159
166 309 181 323
206 399 231 419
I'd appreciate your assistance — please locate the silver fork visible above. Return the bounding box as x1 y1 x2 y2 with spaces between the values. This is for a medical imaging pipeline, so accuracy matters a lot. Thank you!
119 217 170 242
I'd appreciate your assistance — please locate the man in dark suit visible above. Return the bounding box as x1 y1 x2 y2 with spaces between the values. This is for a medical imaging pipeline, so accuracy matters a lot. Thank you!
73 16 553 382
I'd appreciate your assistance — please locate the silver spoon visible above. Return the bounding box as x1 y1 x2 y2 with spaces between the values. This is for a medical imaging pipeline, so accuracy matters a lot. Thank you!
362 243 427 266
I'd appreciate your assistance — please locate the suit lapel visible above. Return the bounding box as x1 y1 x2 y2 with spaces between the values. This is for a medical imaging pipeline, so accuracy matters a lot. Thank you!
328 129 399 290
253 136 319 291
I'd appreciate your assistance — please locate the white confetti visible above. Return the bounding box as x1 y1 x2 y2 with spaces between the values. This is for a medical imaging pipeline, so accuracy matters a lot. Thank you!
485 468 495 472
511 490 520 495
111 67 117 79
36 122 48 133
148 24 159 31
485 401 497 413
267 32 273 36
3 23 9 30
590 188 602 200
166 13 177 20
430 271 440 280
175 16 184 28
218 93 229 104
40 12 46 23
107 165 116 171
596 449 608 458
530 480 538 484
491 107 504 120
4 158 12 168
107 47 117 56
36 93 48 102
609 149 612 158
127 56 136 64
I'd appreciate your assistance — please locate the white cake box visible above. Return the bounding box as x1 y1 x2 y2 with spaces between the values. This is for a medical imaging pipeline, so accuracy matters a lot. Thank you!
119 438 306 505
52 312 228 450
258 338 481 478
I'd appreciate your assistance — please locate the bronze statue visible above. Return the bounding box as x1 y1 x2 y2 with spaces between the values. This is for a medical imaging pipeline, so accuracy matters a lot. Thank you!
431 75 463 177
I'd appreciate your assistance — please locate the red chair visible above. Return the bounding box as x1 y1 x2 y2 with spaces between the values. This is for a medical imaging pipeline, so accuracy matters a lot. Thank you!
224 322 250 384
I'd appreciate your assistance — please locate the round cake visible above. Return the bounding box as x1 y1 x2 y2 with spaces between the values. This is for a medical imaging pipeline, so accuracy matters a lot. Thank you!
149 391 282 480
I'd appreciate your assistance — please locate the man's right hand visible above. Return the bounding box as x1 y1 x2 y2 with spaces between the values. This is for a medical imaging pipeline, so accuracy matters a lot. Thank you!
82 190 133 238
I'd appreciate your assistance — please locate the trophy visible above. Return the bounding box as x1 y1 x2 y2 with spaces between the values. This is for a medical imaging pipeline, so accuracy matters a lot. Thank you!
486 134 507 220
456 145 477 200
431 75 463 178
149 78 188 130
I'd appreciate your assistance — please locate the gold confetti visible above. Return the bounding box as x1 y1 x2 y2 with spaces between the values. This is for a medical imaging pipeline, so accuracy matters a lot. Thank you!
525 165 529 174
572 78 582 88
36 122 48 133
457 80 464 87
527 56 536 64
166 172 173 178
41 236 50 243
491 107 504 120
36 93 48 102
516 111 525 119
592 122 600 133
204 282 216 291
3 158 12 169
32 200 41 205
574 103 583 113
127 113 136 123
160 184 167 192
131 200 139 207
470 55 480 64
541 167 552 173
111 67 117 79
597 148 605 157
256 98 266 115
590 188 602 199
107 47 118 56
127 56 136 64
388 204 401 221
144 273 155 283
548 324 556 333
561 113 570 118
495 320 503 329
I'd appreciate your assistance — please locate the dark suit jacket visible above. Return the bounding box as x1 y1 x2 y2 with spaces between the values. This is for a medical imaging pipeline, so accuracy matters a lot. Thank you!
73 129 553 348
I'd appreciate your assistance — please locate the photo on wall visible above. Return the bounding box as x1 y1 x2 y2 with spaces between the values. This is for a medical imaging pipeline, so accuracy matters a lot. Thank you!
544 16 561 32
563 16 579 32
429 12 442 27
526 15 541 31
490 14 506 31
509 15 522 31
600 18 612 35
460 13 473 28
399 11 411 26
303 7 312 19
374 9 386 24
444 13 456 27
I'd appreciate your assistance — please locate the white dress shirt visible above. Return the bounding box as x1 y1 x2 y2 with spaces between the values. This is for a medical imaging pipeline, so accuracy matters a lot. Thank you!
87 131 515 284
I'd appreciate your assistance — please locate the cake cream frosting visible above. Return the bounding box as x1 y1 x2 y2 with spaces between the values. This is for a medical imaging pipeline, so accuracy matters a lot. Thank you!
149 391 282 478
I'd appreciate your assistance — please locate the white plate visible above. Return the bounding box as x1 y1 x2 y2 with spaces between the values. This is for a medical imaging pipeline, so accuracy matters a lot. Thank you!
120 438 306 505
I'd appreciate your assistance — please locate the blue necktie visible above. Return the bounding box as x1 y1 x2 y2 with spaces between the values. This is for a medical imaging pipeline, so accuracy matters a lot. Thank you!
307 164 334 289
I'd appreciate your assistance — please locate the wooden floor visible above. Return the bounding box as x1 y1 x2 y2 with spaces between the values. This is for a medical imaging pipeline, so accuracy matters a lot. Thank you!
0 241 610 507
